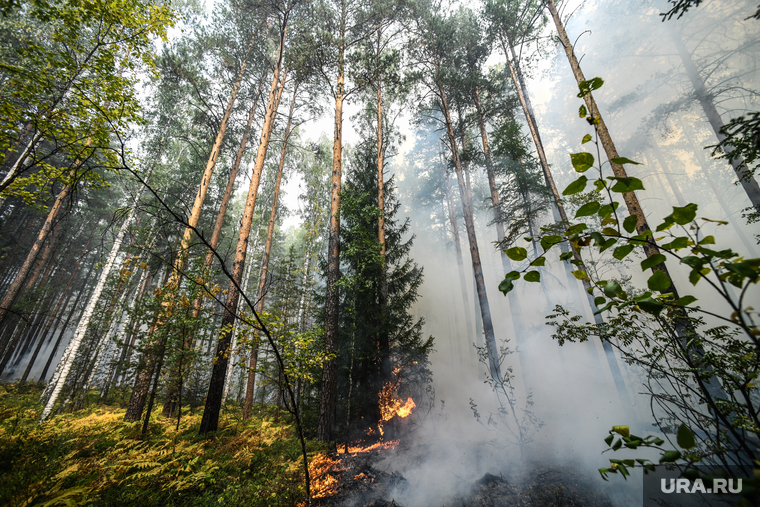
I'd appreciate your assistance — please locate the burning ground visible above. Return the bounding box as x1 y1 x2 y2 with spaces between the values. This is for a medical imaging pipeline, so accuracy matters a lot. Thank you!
307 380 622 506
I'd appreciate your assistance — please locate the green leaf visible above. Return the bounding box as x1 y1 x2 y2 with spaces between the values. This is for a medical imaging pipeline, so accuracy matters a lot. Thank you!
563 175 588 195
524 271 541 283
600 238 618 252
623 215 638 234
572 269 588 280
698 235 715 245
672 203 698 225
641 254 666 271
629 230 653 245
613 244 635 260
540 235 563 251
582 133 592 144
594 296 607 306
689 269 703 285
566 223 588 236
675 295 697 306
505 247 528 262
499 270 521 295
594 180 606 192
597 201 619 218
610 157 642 165
575 201 601 218
602 227 620 237
693 246 735 259
530 257 546 267
656 216 675 232
610 177 645 193
659 450 682 464
579 105 588 118
647 270 671 292
681 256 704 269
604 281 623 298
570 152 595 172
724 261 758 280
661 237 689 250
604 434 614 446
638 297 665 316
559 251 573 261
577 77 604 97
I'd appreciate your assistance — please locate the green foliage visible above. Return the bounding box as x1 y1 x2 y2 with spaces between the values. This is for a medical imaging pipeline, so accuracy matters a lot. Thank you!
0 384 319 506
508 76 760 486
0 0 174 206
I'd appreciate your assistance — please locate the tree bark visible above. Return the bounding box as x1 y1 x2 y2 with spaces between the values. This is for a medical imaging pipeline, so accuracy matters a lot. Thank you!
243 83 298 421
443 175 475 341
198 26 288 435
376 28 390 381
166 50 251 290
20 225 95 381
547 0 666 266
433 55 501 384
38 254 98 383
163 78 266 417
675 118 757 255
318 27 346 444
0 181 73 349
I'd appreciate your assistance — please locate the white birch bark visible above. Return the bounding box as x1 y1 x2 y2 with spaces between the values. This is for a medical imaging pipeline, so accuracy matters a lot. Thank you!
99 261 150 398
40 175 150 422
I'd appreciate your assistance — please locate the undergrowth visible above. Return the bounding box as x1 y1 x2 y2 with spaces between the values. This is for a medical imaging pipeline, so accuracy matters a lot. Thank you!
0 383 325 507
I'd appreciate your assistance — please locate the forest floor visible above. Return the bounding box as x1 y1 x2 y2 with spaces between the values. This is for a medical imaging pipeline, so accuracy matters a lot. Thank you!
1 384 619 507
0 382 321 507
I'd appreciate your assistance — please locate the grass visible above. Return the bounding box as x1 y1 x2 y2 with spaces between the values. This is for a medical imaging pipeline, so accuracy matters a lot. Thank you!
0 383 325 507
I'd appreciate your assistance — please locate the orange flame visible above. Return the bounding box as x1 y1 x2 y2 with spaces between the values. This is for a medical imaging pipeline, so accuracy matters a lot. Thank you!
309 453 345 499
379 382 416 422
338 439 399 455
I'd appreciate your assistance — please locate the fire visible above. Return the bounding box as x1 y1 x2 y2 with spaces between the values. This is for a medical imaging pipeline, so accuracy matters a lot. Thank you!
379 381 416 422
307 367 416 501
338 439 399 455
309 453 345 499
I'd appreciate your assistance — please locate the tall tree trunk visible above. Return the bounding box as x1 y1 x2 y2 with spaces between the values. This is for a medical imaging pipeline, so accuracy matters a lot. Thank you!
242 83 298 421
166 52 251 291
443 176 474 341
38 254 98 383
123 267 171 421
318 27 346 444
547 0 724 414
376 28 390 382
40 170 150 422
669 29 760 209
547 0 669 271
649 144 686 206
434 57 501 384
101 262 150 400
0 181 73 353
20 223 95 382
163 78 265 418
472 87 533 384
107 264 153 394
198 26 288 435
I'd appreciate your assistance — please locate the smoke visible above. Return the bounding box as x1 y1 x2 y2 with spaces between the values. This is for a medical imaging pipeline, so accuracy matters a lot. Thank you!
360 1 760 503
